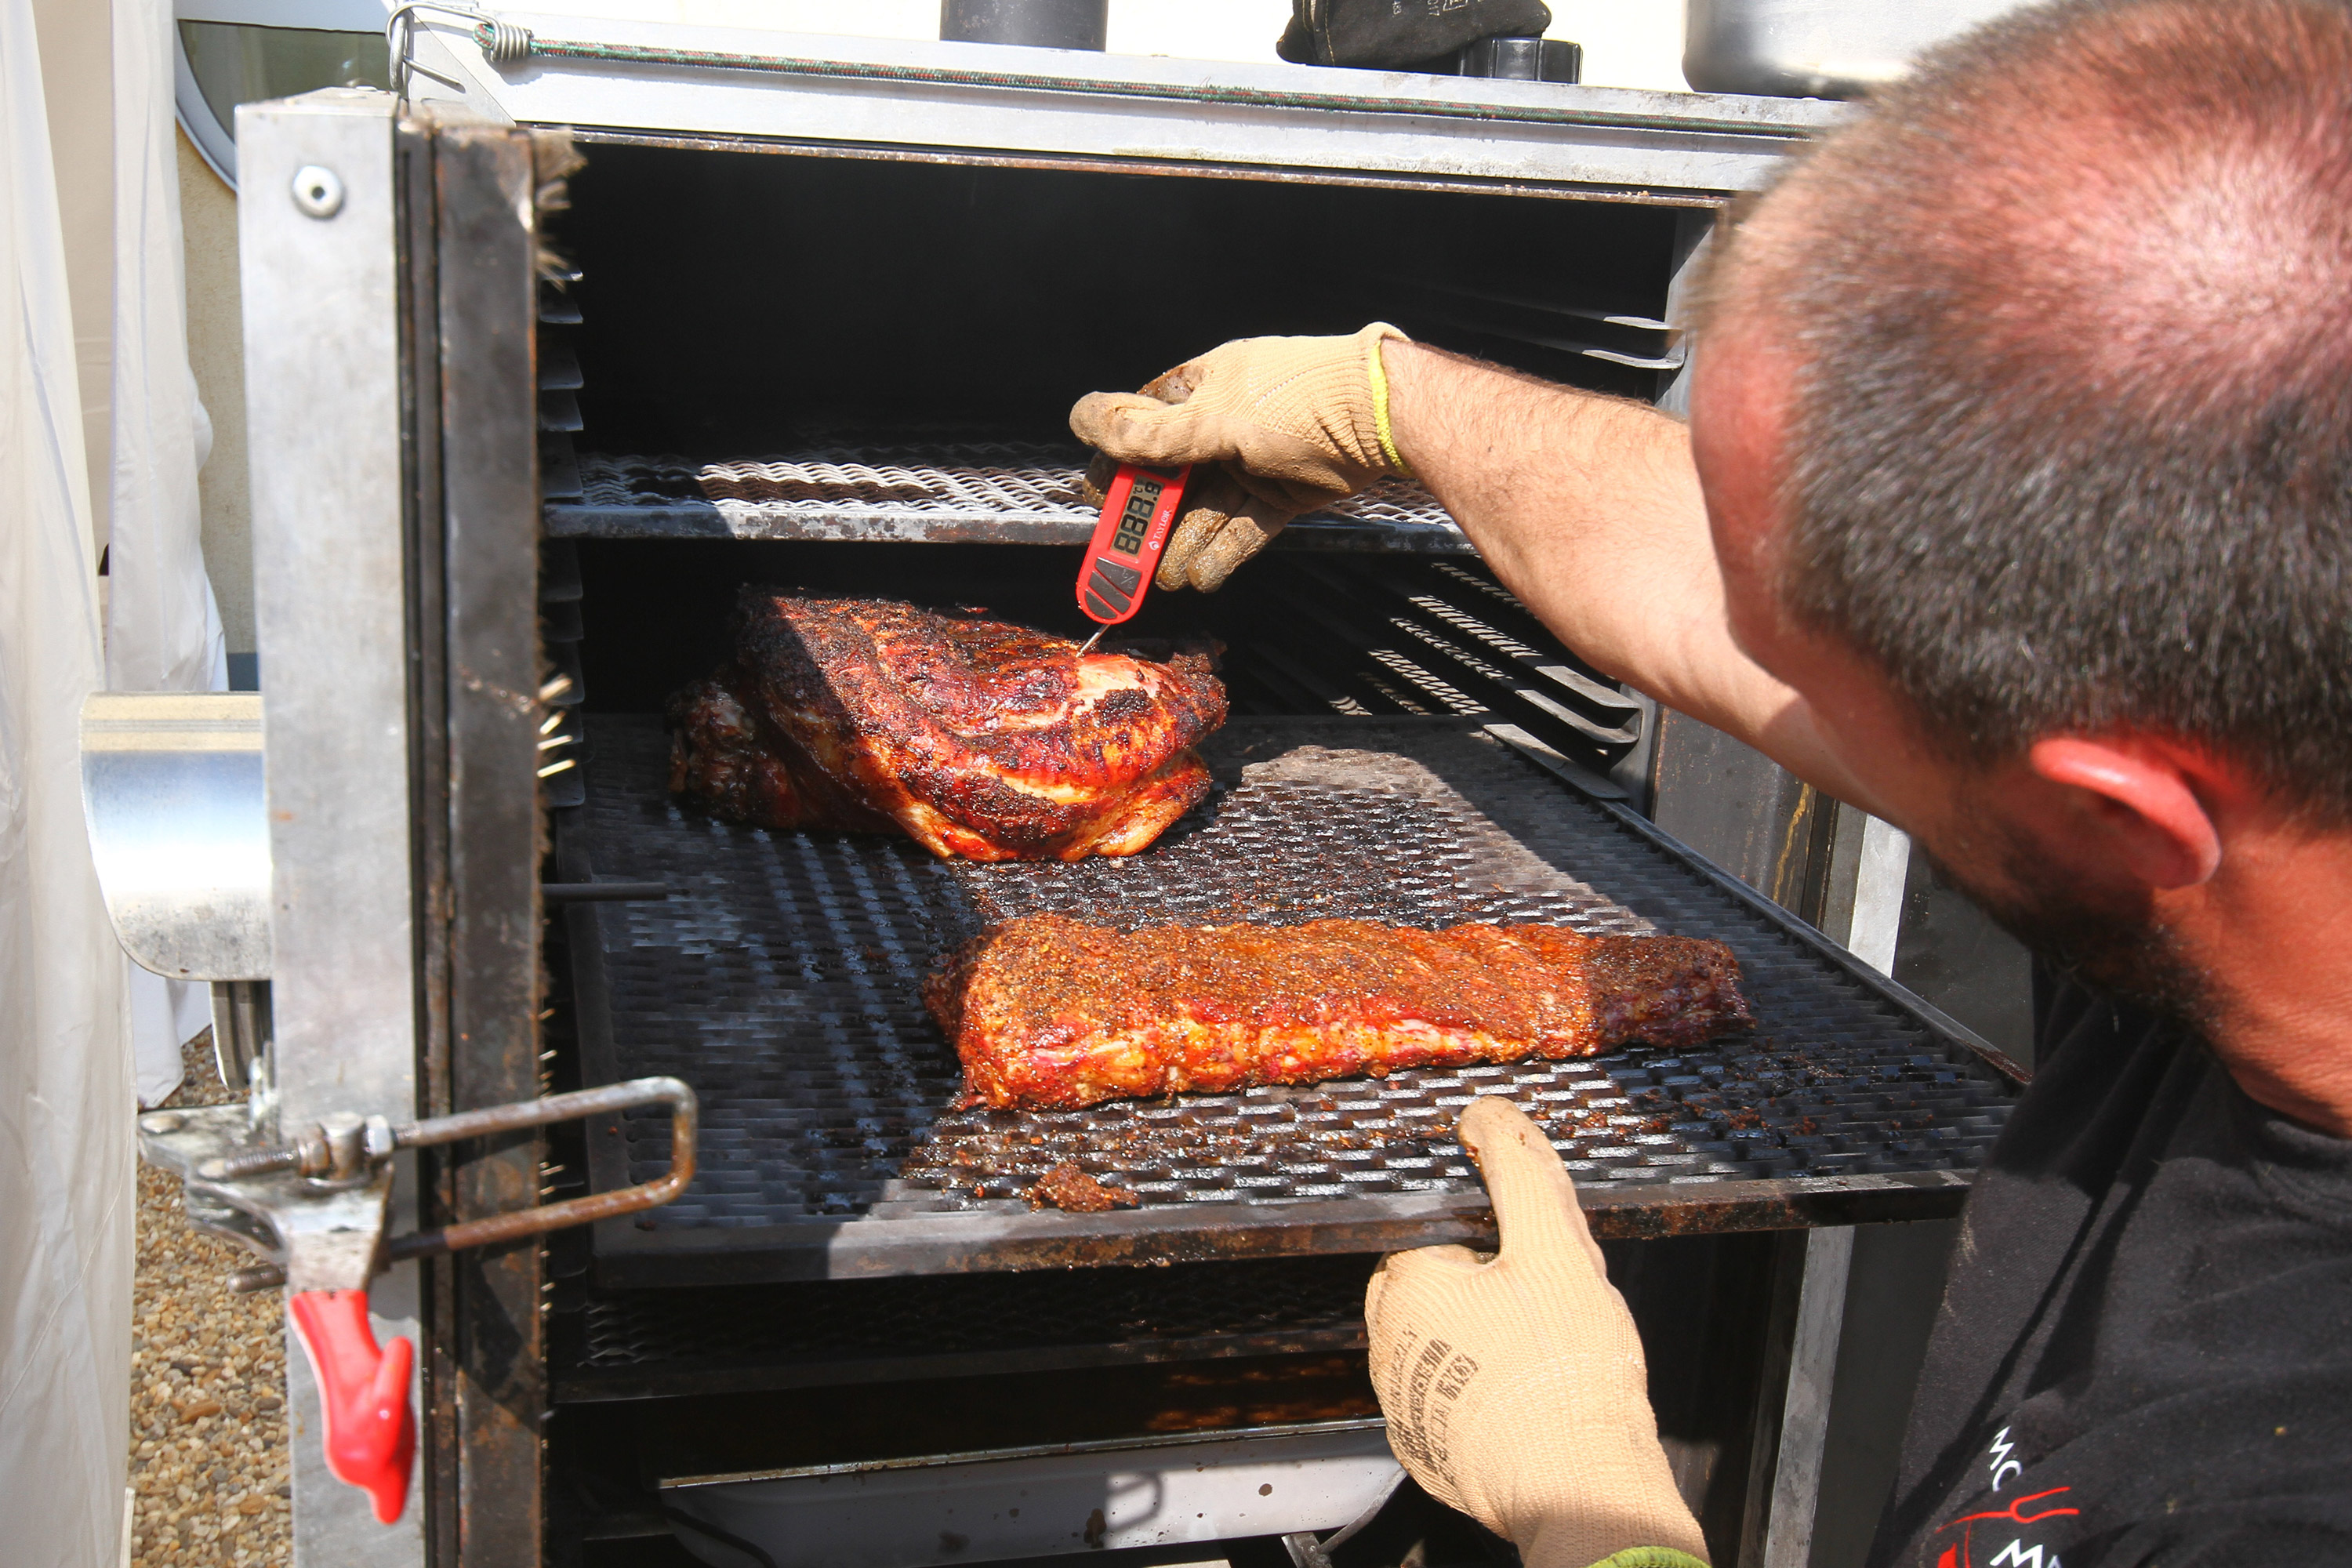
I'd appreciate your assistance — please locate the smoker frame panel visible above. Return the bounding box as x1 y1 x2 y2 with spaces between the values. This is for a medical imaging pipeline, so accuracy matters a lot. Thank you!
423 112 550 1568
399 16 1840 202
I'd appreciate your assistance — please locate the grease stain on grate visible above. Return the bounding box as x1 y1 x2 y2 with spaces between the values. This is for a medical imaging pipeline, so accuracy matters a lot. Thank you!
566 717 2011 1242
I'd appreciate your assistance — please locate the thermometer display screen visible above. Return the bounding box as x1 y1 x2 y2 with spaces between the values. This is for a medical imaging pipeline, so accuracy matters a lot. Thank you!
1076 462 1191 628
1112 477 1160 557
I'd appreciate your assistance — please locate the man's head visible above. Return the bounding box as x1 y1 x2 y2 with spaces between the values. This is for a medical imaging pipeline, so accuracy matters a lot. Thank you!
1690 0 2352 1020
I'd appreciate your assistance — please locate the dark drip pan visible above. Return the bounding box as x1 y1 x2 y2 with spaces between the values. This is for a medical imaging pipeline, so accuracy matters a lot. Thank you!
563 716 2021 1284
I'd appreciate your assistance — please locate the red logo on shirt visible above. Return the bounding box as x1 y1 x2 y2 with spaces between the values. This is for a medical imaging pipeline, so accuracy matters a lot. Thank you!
1932 1488 2080 1568
1927 1428 2080 1568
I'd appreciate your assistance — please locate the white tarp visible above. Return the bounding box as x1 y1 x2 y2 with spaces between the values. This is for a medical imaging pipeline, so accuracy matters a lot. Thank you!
109 0 230 1107
0 0 136 1560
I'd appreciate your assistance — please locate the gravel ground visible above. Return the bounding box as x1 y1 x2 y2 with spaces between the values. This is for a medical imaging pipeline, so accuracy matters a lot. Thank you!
131 1034 291 1566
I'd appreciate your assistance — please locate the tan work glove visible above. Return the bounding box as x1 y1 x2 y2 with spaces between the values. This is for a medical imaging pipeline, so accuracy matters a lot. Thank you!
1069 322 1411 592
1367 1097 1710 1568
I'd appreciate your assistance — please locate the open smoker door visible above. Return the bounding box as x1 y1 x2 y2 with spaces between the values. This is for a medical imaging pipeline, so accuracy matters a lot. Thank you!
233 91 555 1566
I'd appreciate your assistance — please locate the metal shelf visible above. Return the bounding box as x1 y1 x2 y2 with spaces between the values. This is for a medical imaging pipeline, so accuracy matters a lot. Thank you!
542 446 1471 551
564 716 2017 1285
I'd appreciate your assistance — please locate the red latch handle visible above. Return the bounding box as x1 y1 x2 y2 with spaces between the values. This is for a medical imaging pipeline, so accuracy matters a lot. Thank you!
289 1289 416 1524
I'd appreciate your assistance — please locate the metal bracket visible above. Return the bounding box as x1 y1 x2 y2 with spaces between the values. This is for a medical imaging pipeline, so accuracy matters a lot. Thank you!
79 691 271 982
137 1076 699 1293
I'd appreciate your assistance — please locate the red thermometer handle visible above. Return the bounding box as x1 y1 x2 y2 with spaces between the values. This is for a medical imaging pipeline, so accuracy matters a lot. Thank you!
1078 463 1191 626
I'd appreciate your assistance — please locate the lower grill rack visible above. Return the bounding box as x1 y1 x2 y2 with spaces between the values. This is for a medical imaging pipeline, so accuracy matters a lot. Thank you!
563 716 2018 1284
554 1254 1381 1402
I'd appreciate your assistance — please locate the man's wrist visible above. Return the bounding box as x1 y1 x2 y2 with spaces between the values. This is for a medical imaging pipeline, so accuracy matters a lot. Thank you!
1587 1549 1709 1568
1518 1504 1712 1568
1524 1539 1708 1568
1366 331 1410 476
1374 335 1437 478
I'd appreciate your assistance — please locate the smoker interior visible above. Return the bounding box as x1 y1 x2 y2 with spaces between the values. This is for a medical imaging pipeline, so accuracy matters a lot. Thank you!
548 533 2016 1276
537 141 1690 587
530 147 2006 1566
553 141 1683 456
540 535 2014 1559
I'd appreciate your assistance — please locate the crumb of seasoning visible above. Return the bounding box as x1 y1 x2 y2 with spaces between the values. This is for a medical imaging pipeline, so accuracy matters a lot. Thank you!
1024 1163 1141 1214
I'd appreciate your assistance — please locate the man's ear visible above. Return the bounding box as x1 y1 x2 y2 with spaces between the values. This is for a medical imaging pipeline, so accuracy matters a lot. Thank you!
2027 737 2223 889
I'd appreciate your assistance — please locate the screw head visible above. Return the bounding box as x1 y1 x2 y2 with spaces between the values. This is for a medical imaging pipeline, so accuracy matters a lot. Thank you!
291 165 344 219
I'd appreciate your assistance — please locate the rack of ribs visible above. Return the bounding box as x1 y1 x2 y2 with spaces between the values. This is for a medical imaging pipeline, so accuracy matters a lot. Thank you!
668 593 1228 862
927 913 1755 1110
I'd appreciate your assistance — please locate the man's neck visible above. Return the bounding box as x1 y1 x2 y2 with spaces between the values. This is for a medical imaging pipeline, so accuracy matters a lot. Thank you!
2173 829 2352 1136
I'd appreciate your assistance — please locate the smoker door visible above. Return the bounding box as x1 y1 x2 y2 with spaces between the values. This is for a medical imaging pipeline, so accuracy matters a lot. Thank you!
236 89 429 1568
242 91 554 1567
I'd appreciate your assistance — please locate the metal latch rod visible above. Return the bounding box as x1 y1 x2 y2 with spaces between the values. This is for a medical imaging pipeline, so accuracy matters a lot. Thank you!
145 1077 698 1526
201 1075 699 1261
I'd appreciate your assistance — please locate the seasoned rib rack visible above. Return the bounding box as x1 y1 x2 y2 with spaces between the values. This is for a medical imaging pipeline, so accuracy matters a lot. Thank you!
563 716 2019 1283
932 915 1754 1110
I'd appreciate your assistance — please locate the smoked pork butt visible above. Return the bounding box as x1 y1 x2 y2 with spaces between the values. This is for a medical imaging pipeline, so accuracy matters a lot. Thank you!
927 913 1755 1110
668 593 1226 862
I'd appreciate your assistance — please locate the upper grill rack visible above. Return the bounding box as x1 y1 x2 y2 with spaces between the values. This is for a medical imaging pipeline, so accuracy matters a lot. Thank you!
542 446 1467 550
564 716 2019 1285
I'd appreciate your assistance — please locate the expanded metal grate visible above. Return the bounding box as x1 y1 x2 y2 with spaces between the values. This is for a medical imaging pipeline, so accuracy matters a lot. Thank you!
556 1254 1378 1396
563 715 2014 1283
544 447 1461 546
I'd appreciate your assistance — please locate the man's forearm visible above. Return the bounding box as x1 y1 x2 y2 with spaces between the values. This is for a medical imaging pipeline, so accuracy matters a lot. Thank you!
1382 341 1846 793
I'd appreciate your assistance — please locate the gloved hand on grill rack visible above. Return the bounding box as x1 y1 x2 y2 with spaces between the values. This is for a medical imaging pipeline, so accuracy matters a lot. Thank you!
1069 323 1411 592
1365 1096 1711 1568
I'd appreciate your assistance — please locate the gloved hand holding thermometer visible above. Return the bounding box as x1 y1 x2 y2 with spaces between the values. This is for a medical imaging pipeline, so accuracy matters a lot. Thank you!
1369 1097 1712 1568
1076 336 1719 1562
1070 323 1414 593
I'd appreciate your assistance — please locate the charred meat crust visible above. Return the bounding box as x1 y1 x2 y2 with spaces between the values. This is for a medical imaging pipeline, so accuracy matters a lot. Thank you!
927 913 1758 1111
667 593 1229 861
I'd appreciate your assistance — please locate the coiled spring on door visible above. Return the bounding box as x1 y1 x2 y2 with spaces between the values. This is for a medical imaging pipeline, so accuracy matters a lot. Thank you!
477 16 535 63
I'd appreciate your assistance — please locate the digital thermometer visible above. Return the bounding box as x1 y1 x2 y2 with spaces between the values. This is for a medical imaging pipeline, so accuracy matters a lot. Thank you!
1076 462 1191 632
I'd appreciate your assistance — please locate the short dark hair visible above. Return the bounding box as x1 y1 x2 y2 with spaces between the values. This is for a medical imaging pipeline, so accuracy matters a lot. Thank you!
1761 0 2352 823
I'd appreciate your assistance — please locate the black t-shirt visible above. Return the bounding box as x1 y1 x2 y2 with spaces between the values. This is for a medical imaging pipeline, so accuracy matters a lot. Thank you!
1872 972 2352 1568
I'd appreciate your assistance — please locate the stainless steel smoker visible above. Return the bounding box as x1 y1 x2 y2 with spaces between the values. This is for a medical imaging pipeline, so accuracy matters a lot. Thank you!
94 18 2023 1568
